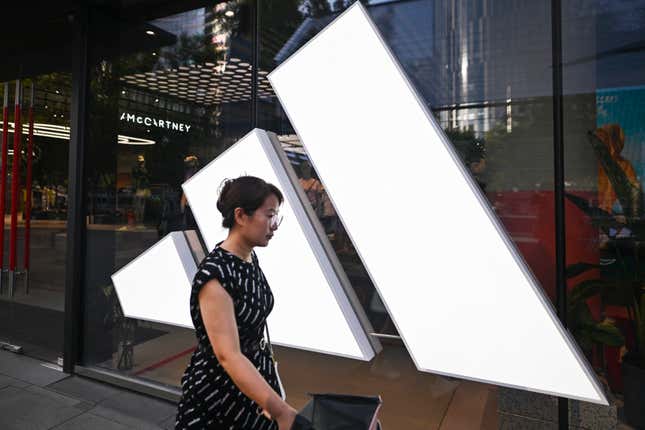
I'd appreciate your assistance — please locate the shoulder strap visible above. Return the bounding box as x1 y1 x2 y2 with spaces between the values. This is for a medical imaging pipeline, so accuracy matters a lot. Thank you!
264 323 275 362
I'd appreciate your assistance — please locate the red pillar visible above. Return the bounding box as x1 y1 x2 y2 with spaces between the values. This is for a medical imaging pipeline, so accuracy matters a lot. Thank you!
0 83 9 291
24 84 34 291
9 80 21 294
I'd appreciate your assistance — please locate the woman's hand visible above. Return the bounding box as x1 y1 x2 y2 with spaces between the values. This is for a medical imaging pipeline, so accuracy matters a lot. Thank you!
274 404 297 430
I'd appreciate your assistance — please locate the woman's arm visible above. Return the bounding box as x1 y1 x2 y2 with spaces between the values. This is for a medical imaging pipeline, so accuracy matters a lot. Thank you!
199 278 296 429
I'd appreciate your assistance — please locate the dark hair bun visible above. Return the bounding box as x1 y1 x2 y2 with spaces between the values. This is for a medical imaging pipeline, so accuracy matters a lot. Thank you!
216 176 284 229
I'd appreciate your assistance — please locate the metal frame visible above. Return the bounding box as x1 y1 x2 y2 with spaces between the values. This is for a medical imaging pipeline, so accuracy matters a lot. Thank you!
551 0 569 427
250 0 259 128
63 4 90 374
262 130 382 356
75 365 181 403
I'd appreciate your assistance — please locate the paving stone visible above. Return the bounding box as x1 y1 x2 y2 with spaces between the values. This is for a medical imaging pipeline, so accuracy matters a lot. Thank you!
0 386 85 430
51 413 130 430
0 373 30 389
25 385 82 407
159 414 177 430
48 375 123 404
98 388 177 424
0 350 67 387
89 405 164 430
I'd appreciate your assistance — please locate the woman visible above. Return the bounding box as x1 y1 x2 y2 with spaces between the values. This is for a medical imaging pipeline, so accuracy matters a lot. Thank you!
176 176 297 429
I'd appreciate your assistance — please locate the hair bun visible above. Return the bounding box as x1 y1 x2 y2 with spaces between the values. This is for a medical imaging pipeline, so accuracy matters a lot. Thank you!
216 178 234 215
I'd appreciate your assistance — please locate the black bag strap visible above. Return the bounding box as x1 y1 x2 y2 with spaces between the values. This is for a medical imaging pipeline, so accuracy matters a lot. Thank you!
264 323 276 363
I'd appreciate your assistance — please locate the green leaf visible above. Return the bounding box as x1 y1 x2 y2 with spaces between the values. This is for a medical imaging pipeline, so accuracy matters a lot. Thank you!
569 302 595 327
566 262 600 279
568 279 606 304
564 193 622 233
589 324 625 347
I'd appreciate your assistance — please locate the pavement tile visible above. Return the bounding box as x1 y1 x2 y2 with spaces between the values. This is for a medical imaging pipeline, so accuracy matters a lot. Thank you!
51 413 130 430
98 388 177 424
159 414 177 430
47 375 123 404
0 373 30 389
89 405 164 430
25 385 82 407
0 350 67 387
0 386 86 430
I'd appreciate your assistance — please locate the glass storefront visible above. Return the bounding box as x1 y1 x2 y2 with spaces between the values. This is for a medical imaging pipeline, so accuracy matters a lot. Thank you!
82 1 252 388
0 31 71 363
1 0 643 428
561 1 645 428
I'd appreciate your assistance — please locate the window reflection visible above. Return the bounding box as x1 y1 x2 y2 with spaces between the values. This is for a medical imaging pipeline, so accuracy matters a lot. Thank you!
83 1 253 389
562 0 645 428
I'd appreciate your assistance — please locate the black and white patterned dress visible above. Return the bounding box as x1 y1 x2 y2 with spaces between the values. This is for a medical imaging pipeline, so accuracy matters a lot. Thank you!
176 243 281 429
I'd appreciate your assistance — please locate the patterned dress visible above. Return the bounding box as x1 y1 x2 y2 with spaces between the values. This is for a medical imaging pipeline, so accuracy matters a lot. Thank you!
176 244 281 429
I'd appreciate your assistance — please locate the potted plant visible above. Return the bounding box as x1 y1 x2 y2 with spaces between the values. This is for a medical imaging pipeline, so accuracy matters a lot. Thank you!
564 128 645 427
566 262 625 362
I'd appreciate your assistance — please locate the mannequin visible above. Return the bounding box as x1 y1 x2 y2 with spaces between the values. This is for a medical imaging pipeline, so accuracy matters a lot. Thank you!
132 154 151 224
181 155 200 229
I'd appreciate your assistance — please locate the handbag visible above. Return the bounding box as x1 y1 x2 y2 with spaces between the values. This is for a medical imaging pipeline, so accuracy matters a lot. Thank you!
299 393 382 430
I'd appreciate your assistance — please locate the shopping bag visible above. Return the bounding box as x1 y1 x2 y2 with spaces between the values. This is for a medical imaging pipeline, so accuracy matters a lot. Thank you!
296 393 382 430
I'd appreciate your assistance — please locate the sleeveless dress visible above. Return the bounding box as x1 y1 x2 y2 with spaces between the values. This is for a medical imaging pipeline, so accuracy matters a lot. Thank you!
175 244 281 429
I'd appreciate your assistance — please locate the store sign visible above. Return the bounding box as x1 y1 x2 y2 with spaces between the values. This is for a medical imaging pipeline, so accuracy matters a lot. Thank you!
267 3 607 405
111 3 607 405
112 129 380 361
119 112 192 132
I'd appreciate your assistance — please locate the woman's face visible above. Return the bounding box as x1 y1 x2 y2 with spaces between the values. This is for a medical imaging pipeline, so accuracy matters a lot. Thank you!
238 194 281 247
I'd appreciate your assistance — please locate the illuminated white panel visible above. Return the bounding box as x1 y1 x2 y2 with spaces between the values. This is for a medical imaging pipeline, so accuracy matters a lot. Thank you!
183 129 377 360
268 3 606 404
112 232 196 328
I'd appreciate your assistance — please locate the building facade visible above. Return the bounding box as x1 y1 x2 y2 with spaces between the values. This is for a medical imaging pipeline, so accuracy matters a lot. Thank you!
0 0 644 428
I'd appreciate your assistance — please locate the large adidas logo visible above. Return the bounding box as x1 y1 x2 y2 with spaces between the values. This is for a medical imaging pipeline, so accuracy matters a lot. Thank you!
112 3 607 404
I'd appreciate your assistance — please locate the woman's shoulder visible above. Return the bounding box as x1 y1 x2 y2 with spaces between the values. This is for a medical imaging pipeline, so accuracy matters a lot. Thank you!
194 248 234 285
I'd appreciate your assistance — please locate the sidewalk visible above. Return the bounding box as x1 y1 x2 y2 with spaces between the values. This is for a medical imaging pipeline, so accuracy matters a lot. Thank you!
0 350 177 429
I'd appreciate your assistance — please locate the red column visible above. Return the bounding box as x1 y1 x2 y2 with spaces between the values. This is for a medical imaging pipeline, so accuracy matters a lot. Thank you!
9 80 21 275
24 84 34 276
0 83 9 282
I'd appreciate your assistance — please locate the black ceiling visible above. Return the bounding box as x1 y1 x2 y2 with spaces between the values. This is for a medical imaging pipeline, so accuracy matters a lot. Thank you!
0 0 216 81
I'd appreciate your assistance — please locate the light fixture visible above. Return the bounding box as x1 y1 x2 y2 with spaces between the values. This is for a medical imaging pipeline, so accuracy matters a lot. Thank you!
118 135 156 145
225 10 234 17
152 52 157 56
145 30 155 36
182 129 378 359
268 1 607 404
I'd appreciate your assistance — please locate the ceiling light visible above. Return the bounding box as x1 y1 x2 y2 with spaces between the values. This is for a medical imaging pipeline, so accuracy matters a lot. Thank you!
146 30 155 36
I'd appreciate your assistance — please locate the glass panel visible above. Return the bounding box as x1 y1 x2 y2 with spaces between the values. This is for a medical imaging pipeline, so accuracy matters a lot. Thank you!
259 0 557 428
562 0 645 427
82 1 252 388
0 54 70 363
